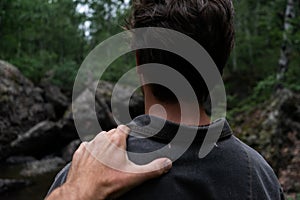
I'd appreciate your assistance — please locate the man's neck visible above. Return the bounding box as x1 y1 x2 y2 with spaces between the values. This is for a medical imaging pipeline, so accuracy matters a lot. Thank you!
144 99 211 126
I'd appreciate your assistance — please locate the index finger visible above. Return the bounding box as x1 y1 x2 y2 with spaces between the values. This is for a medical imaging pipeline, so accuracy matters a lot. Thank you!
106 125 130 148
116 125 130 136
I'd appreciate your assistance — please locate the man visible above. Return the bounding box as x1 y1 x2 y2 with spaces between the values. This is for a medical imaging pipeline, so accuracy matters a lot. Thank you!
48 0 284 199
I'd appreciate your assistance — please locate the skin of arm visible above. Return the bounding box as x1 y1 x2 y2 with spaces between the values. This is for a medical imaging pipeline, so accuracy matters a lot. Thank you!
46 125 172 200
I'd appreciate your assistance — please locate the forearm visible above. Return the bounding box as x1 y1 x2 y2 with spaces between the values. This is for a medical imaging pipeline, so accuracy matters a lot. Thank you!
46 183 100 200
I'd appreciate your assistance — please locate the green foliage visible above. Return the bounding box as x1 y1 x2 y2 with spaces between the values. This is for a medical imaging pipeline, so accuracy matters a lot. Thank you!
0 0 131 89
227 75 276 121
102 52 136 84
226 0 300 118
51 60 79 88
0 0 88 87
285 65 300 92
287 193 300 200
252 75 277 103
0 0 299 101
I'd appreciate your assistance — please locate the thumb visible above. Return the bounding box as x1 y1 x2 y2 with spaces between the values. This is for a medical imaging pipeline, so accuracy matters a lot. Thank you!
130 158 172 183
108 158 172 199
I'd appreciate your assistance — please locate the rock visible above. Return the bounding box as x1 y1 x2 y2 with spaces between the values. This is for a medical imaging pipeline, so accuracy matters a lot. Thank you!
0 61 144 161
5 156 36 164
10 121 62 157
20 157 65 177
4 80 144 159
61 81 144 140
279 136 300 192
0 179 31 194
62 139 81 162
70 88 114 140
233 88 300 193
40 82 69 120
0 60 55 160
104 82 144 124
94 81 144 124
56 111 78 141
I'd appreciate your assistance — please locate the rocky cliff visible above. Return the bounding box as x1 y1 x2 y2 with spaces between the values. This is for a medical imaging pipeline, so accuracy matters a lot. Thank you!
233 89 300 194
0 60 144 197
0 60 299 197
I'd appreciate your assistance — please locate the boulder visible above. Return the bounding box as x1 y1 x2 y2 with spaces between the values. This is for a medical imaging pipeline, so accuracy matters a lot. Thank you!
233 88 300 193
0 60 55 159
0 179 31 194
69 87 115 139
61 139 81 162
5 156 36 165
39 80 69 120
102 81 144 124
0 60 144 161
10 121 62 157
20 157 66 177
61 81 144 140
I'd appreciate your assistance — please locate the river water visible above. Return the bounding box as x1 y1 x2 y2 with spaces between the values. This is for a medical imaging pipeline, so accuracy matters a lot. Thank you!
0 163 61 200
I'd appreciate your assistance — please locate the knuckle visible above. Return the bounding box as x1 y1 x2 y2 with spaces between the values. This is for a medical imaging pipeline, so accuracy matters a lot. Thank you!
109 134 122 146
117 125 130 134
73 142 86 158
72 150 80 161
94 131 106 142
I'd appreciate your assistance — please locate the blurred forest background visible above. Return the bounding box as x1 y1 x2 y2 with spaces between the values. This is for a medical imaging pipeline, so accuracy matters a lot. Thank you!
0 0 300 112
0 0 300 199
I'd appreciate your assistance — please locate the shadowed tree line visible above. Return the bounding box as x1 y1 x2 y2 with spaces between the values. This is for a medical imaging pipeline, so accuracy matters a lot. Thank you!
0 0 299 105
0 0 133 89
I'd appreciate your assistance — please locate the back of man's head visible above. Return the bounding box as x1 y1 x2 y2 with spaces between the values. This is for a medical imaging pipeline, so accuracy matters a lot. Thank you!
127 0 235 105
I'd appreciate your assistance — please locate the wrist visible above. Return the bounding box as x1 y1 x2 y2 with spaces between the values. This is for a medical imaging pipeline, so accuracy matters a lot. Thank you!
62 183 87 200
47 183 85 200
62 182 107 200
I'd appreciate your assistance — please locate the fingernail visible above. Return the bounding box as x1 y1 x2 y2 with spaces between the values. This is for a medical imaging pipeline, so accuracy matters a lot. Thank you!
163 159 172 173
118 125 130 134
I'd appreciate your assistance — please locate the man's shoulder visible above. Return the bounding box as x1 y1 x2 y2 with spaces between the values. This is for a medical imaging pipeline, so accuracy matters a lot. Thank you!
230 136 283 196
231 136 274 169
124 134 284 199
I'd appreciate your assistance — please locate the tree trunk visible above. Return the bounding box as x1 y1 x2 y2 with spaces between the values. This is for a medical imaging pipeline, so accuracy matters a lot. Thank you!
277 0 296 88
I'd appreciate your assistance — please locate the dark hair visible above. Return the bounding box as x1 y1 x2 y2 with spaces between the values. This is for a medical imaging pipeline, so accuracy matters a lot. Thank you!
127 0 235 104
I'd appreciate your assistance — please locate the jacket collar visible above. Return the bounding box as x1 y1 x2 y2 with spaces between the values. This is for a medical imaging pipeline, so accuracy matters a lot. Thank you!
127 114 232 143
